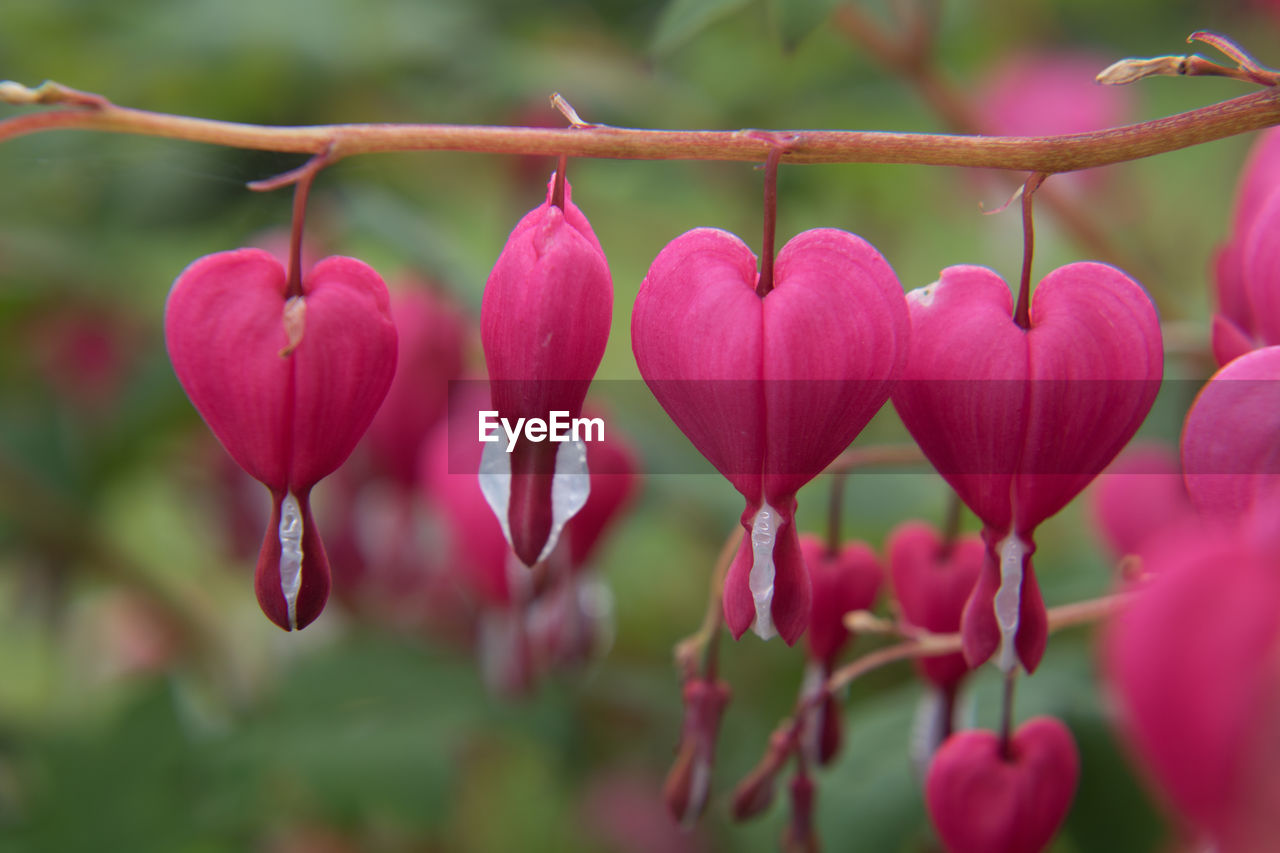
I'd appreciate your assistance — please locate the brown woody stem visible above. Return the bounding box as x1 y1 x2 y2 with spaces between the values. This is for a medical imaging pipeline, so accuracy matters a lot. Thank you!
2 80 1280 172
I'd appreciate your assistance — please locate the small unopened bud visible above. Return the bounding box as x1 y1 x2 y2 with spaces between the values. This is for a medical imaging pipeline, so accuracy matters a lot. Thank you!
664 678 731 827
731 728 793 821
1096 55 1184 86
781 771 820 853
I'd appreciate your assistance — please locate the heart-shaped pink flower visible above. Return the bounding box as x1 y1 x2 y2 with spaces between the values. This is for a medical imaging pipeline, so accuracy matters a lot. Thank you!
1104 509 1280 852
925 716 1079 853
887 520 984 693
480 175 612 568
1088 444 1195 559
165 248 397 630
364 283 467 488
1182 345 1280 518
800 534 882 667
632 227 909 644
892 263 1162 671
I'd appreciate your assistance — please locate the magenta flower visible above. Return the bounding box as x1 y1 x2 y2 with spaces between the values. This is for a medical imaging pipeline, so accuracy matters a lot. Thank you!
365 283 467 488
1104 506 1280 851
165 249 397 630
480 174 613 567
801 535 882 668
1213 127 1280 364
925 717 1079 853
892 263 1162 671
1088 444 1196 560
887 521 984 694
633 227 909 644
797 533 881 765
1182 345 1280 518
977 51 1131 140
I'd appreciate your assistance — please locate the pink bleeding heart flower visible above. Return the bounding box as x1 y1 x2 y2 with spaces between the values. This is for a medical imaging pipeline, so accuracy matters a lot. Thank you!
364 282 467 488
165 248 397 631
1182 345 1280 519
887 521 984 695
1104 506 1280 852
480 173 613 568
892 263 1162 672
925 716 1079 853
797 533 881 764
1089 444 1197 560
633 227 909 645
801 535 882 667
1213 127 1280 364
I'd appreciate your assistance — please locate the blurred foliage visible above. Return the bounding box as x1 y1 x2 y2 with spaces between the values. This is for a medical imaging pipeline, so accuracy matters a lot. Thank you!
0 0 1268 850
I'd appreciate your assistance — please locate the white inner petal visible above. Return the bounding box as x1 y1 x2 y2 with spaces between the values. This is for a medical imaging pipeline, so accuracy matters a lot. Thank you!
278 492 304 631
994 532 1030 672
748 502 781 641
799 659 826 763
909 686 949 778
542 438 591 563
683 755 711 829
478 439 515 546
478 438 592 565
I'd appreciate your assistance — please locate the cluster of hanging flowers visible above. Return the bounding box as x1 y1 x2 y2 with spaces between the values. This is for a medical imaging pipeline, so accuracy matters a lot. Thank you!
156 93 1280 853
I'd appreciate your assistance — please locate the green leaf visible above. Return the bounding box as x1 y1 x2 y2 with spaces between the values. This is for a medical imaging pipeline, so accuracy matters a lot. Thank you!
650 0 755 56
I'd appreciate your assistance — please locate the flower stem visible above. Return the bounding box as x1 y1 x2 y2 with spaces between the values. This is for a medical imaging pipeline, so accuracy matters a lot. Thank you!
757 146 784 296
552 154 567 209
1013 173 1045 330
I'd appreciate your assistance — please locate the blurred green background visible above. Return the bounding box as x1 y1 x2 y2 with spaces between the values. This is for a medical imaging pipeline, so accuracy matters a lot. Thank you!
0 0 1267 850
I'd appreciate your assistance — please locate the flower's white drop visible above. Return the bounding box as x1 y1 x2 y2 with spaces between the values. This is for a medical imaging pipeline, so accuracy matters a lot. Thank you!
682 755 712 829
994 532 1030 672
799 659 826 764
543 438 590 563
909 686 950 778
907 281 939 308
479 438 591 564
748 503 781 641
278 492 304 631
479 440 515 543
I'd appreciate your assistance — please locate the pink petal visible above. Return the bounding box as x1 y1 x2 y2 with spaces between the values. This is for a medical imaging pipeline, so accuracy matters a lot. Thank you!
1182 345 1280 518
481 178 613 565
1104 518 1280 850
893 265 1029 534
166 249 295 489
960 535 1048 673
762 229 909 500
1088 444 1195 559
925 717 1079 853
1017 262 1164 533
632 227 766 501
722 498 811 645
365 284 467 486
800 534 882 665
887 521 984 691
254 489 330 631
1242 190 1280 347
